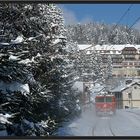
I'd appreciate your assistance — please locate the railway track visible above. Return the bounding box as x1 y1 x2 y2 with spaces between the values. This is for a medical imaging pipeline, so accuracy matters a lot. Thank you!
92 116 115 136
108 117 115 136
92 120 98 136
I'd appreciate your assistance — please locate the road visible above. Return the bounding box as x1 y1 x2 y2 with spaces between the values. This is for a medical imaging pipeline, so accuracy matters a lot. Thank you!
56 104 140 136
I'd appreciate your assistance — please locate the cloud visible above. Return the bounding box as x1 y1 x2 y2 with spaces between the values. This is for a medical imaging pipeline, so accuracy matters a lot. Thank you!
59 5 93 25
60 5 78 25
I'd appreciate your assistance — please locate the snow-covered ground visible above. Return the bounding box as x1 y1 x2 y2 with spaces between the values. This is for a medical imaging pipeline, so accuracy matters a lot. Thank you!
56 104 140 136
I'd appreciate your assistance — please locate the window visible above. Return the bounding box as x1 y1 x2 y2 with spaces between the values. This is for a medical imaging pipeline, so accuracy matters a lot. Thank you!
128 93 132 98
106 97 112 102
95 97 113 102
113 50 116 54
95 97 104 102
123 62 128 66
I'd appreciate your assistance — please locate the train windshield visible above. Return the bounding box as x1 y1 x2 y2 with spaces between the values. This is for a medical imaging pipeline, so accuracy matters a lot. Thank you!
106 97 112 102
96 97 113 102
95 97 104 102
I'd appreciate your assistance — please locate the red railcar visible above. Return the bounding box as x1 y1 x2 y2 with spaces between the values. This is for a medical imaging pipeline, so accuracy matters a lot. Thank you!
95 94 116 116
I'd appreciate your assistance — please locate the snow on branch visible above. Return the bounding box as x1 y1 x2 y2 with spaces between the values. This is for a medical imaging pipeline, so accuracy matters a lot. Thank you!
0 113 13 124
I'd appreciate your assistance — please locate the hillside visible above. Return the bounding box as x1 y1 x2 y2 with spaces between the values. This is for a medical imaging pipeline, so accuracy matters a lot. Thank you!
66 22 140 44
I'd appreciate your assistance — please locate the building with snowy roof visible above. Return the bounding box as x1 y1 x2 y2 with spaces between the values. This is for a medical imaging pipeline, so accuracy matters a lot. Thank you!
110 80 140 109
78 44 140 77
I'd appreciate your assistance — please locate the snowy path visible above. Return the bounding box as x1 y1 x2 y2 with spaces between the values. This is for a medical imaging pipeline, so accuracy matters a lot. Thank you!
56 104 140 136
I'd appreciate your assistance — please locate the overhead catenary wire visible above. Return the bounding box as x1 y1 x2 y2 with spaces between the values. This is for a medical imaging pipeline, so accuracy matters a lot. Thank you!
128 17 140 30
74 4 134 52
109 4 133 50
75 4 137 87
75 4 136 60
113 4 133 30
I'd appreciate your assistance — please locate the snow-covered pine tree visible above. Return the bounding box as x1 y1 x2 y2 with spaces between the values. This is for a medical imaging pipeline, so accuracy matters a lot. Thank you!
74 50 85 78
65 22 140 45
65 41 79 81
94 53 104 83
0 3 59 136
0 3 79 136
75 47 105 84
106 55 113 79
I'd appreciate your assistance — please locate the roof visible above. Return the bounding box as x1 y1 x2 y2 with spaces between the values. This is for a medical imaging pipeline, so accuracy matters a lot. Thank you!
110 81 140 93
78 44 140 52
122 47 137 51
124 82 140 91
78 44 92 50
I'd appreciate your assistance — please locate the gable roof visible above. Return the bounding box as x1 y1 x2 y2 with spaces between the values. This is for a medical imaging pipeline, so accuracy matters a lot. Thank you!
123 82 140 91
110 81 140 93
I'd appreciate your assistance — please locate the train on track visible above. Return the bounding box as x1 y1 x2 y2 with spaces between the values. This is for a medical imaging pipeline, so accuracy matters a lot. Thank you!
95 94 116 116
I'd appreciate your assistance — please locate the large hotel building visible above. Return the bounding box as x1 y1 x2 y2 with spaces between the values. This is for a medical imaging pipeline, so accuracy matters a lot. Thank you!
78 44 140 77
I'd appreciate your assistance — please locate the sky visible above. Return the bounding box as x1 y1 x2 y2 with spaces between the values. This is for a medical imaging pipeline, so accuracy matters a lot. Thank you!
59 4 140 30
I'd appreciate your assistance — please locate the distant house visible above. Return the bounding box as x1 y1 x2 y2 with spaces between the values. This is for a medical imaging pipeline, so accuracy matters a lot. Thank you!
110 81 140 109
122 82 140 109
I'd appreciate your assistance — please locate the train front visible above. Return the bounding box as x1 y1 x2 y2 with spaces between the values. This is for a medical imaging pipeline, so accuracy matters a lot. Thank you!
95 95 116 116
